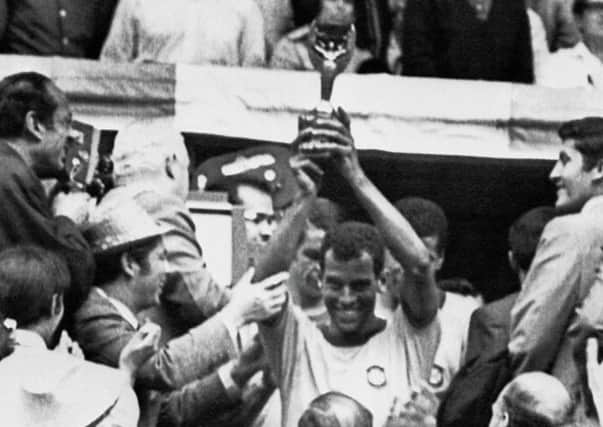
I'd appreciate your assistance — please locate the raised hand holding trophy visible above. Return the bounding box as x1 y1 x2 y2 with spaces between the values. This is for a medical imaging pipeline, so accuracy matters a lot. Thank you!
297 16 355 158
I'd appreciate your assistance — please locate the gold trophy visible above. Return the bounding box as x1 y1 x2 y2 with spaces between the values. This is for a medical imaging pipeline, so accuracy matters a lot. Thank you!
297 18 355 158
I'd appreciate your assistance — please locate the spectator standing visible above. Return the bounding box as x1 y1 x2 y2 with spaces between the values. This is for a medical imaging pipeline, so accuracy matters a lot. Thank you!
101 0 265 66
0 72 94 315
254 0 294 58
402 0 534 83
539 0 603 88
0 0 118 58
508 117 603 424
270 0 375 72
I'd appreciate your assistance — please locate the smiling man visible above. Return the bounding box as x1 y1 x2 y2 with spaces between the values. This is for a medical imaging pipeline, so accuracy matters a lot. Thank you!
260 110 440 427
508 116 603 423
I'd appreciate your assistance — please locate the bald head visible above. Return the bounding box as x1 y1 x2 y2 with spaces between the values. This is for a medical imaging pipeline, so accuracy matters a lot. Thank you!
112 119 190 199
490 373 573 427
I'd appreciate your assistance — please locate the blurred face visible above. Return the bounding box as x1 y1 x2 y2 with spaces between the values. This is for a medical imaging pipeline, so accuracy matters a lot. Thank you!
133 241 169 310
238 184 277 249
290 223 325 304
319 0 355 25
549 139 597 212
322 250 378 339
35 84 73 179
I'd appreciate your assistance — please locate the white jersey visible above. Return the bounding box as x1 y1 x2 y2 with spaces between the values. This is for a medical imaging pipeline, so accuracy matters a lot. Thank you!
260 304 440 427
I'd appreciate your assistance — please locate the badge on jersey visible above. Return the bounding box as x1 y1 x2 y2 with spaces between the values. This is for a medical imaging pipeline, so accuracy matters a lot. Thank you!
366 365 387 388
428 364 444 388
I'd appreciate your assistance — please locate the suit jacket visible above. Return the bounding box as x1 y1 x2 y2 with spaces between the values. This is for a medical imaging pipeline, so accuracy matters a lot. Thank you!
464 293 517 364
73 289 237 426
0 142 94 311
509 196 603 422
102 185 231 336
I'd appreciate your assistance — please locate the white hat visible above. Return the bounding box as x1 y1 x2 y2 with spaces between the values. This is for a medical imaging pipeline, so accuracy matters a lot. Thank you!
0 349 131 427
84 198 167 254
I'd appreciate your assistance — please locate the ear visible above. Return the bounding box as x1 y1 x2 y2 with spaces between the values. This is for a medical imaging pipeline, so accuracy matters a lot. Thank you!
592 159 603 184
121 252 140 279
24 110 46 142
508 250 519 272
165 155 176 180
51 293 64 318
501 411 509 427
433 251 445 272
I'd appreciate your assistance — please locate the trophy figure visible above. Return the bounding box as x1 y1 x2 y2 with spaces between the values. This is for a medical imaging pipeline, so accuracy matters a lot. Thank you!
298 18 355 158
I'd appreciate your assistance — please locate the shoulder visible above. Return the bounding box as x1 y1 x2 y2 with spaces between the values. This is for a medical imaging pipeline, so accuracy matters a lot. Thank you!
544 212 603 243
472 293 517 326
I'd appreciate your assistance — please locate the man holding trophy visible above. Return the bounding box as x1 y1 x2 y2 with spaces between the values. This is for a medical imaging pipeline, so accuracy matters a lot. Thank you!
258 16 442 427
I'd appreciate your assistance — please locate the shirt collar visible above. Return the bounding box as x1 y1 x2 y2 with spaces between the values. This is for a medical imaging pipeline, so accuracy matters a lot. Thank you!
13 329 47 351
582 195 603 213
94 287 139 329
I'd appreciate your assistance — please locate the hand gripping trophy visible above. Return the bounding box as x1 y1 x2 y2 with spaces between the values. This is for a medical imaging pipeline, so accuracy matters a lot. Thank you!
297 14 355 158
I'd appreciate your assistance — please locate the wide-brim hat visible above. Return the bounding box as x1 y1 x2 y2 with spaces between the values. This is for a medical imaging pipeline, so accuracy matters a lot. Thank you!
84 197 168 254
0 350 131 427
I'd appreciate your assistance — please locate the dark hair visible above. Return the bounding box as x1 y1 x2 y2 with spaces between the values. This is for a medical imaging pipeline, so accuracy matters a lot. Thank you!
573 0 603 16
0 246 70 327
291 0 321 27
320 221 384 276
394 197 448 254
438 277 481 297
508 206 556 271
558 117 603 171
94 237 161 286
298 391 373 427
0 72 58 139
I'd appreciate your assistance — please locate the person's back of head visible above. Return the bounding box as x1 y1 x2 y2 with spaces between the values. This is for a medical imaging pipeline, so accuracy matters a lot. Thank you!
298 391 373 427
0 72 58 141
394 196 448 255
112 119 190 198
309 198 348 232
490 372 574 427
0 246 70 330
507 206 556 277
320 221 385 276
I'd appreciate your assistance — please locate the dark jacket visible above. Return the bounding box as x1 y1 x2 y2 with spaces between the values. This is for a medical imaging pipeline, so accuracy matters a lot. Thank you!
0 142 94 311
402 0 534 83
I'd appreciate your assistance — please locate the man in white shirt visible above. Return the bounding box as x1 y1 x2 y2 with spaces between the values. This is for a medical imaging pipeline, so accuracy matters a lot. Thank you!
260 110 441 427
101 0 266 66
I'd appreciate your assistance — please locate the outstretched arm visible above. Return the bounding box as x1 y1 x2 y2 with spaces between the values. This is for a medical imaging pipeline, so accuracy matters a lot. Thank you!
297 110 439 325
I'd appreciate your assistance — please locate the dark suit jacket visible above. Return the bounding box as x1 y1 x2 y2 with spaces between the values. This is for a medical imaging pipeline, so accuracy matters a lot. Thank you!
464 293 517 364
0 142 94 311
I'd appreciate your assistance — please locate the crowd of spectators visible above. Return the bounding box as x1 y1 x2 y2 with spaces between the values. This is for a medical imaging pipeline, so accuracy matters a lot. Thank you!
0 0 603 87
2 1 603 427
1 68 603 427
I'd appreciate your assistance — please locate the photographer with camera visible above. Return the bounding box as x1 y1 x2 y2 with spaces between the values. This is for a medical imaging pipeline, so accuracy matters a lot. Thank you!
0 71 94 316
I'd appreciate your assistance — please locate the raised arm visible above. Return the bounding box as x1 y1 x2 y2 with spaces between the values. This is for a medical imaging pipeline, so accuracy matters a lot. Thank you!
297 110 439 325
